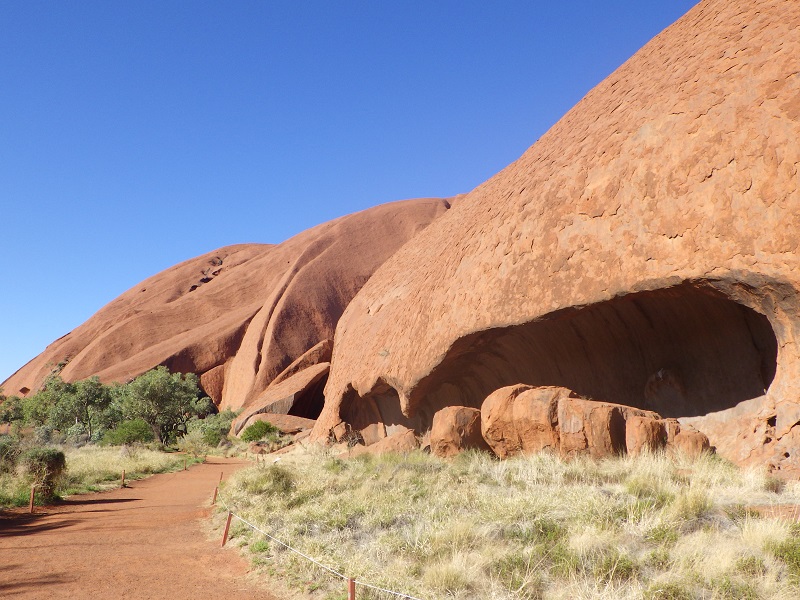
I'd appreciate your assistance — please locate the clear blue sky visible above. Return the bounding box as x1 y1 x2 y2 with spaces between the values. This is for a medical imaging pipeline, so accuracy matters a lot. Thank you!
0 1 698 384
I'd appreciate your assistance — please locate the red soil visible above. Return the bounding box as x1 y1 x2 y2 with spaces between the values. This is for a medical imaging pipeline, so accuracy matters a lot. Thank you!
0 456 278 600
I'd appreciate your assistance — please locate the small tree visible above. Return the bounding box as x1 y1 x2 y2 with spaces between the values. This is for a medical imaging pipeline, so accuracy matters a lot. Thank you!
120 367 212 444
0 395 24 424
48 377 112 441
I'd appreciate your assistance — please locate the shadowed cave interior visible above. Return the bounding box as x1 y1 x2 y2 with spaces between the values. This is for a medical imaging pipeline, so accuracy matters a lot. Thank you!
287 372 328 420
343 283 779 436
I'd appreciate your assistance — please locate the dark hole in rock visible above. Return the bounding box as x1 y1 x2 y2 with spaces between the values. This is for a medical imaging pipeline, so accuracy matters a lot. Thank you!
413 283 777 423
288 372 328 420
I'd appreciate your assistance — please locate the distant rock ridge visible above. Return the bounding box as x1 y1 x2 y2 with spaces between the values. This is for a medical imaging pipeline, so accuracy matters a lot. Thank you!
2 197 451 419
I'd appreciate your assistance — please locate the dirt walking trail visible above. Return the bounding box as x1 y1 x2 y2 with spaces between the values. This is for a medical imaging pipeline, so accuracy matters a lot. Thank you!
0 456 278 600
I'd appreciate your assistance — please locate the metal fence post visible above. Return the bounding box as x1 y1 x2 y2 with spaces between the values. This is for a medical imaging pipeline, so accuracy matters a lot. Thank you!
348 578 356 600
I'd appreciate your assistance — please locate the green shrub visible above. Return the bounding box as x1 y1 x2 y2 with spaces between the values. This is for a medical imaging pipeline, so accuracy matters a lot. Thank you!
0 435 20 473
592 551 638 583
736 555 767 577
250 539 270 553
549 542 580 578
643 582 693 600
187 409 237 447
102 419 155 445
241 464 295 496
646 548 672 570
490 552 544 598
20 447 66 499
645 523 679 545
175 429 209 457
712 576 759 600
240 420 280 443
769 537 800 578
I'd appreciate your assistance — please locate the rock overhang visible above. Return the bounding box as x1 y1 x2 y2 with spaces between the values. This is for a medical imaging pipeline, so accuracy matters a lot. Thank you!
313 0 800 472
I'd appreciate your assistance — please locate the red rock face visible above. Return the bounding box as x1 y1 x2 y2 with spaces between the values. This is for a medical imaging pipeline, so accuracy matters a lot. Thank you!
430 406 489 458
313 0 800 473
2 198 451 418
481 385 674 460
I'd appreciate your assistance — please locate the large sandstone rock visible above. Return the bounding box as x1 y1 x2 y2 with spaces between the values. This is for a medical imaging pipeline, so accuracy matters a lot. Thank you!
482 385 662 459
482 384 566 458
313 0 800 473
430 406 489 458
2 198 450 418
625 416 667 456
347 429 419 458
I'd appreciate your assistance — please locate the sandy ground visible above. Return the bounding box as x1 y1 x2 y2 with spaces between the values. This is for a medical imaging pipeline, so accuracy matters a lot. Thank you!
0 456 278 600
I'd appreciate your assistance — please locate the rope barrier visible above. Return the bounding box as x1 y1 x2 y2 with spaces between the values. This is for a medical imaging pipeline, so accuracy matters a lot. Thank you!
216 491 424 600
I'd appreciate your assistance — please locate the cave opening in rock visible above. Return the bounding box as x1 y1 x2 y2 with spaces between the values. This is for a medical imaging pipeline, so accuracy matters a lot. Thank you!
414 283 777 424
288 373 328 420
338 379 422 444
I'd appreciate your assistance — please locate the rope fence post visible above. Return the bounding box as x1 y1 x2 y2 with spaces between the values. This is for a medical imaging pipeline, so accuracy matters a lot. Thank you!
212 486 218 505
221 511 233 547
184 458 187 471
348 577 356 600
121 469 126 488
29 485 36 514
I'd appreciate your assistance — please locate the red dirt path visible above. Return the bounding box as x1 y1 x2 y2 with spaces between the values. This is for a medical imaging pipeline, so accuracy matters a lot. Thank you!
0 456 278 599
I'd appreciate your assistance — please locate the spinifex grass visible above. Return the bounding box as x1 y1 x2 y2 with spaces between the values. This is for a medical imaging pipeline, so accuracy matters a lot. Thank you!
215 448 800 600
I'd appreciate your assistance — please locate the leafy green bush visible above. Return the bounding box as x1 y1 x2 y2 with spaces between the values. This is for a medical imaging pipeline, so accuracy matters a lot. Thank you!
0 395 23 424
187 409 237 446
175 429 209 458
240 420 280 443
0 435 20 474
102 418 155 445
20 447 66 499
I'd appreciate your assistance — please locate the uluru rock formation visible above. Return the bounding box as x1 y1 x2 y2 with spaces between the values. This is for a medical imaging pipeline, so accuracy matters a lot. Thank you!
2 198 451 418
312 0 800 473
5 0 799 474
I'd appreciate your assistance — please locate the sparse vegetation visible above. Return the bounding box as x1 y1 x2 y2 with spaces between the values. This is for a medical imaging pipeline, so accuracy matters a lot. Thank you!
0 439 201 507
215 448 800 600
